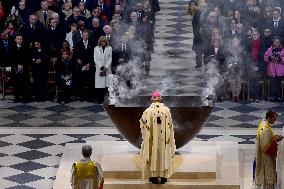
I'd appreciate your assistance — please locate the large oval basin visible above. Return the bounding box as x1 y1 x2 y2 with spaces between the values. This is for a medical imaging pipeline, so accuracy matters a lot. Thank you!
104 96 213 149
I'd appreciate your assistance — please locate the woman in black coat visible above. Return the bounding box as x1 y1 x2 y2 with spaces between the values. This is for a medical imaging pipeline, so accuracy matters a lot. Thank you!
31 41 48 101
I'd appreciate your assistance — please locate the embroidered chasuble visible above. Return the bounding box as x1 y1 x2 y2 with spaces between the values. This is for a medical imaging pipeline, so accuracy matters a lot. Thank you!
140 102 176 179
254 120 277 185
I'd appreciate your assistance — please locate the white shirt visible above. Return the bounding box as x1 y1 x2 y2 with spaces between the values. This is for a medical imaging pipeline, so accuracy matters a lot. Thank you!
83 40 88 49
214 47 219 55
121 43 126 51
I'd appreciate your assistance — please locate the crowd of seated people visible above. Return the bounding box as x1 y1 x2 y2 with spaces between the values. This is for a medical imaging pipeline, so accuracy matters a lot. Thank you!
189 0 284 102
0 0 160 103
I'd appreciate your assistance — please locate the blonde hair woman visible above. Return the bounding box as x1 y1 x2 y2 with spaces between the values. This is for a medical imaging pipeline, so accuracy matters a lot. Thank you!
94 36 112 103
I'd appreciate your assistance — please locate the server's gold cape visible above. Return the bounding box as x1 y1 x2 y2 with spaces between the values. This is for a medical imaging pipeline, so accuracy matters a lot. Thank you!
140 102 176 179
71 159 104 189
254 120 277 185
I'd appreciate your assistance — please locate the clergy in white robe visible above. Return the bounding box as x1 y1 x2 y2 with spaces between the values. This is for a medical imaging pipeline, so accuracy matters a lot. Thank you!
71 145 104 189
140 91 176 184
254 110 283 189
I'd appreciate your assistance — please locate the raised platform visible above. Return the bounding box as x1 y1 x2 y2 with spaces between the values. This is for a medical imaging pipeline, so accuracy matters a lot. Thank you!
53 141 240 189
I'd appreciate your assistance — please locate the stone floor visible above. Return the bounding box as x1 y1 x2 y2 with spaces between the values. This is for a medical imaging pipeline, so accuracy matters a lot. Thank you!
0 0 283 188
1 98 284 189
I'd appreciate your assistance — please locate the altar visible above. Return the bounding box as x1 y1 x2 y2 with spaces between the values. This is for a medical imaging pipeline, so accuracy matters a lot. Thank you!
53 141 240 189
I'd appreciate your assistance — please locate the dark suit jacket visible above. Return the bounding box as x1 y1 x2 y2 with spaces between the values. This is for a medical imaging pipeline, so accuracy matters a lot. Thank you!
112 43 131 69
265 19 284 40
73 40 95 66
72 30 95 46
0 39 12 67
86 16 105 29
55 58 75 85
46 26 66 51
203 45 226 68
93 2 111 21
90 27 104 44
23 21 45 45
10 43 31 75
65 15 86 29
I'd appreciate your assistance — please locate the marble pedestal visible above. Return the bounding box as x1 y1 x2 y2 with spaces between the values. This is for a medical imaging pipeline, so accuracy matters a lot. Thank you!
53 141 240 189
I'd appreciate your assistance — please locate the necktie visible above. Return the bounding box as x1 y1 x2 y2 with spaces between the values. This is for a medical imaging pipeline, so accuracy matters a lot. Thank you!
121 44 124 51
32 25 35 30
4 41 8 50
84 41 87 49
17 45 21 50
274 21 278 29
43 11 47 25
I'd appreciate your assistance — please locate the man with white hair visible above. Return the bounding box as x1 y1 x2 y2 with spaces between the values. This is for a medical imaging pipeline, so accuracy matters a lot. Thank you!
103 25 114 46
71 145 104 189
90 17 104 44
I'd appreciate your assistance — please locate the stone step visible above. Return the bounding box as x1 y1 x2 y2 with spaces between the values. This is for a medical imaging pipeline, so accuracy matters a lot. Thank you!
103 178 240 189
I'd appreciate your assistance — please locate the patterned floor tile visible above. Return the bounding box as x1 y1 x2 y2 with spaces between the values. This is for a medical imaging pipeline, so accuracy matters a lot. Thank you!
61 109 93 117
229 114 260 123
24 109 55 118
0 135 36 145
20 118 54 127
4 114 34 123
28 101 58 109
25 178 54 189
6 185 36 189
44 105 73 113
17 139 55 150
3 173 44 185
13 150 52 161
0 179 18 189
0 167 24 179
0 156 27 166
58 118 92 127
229 105 260 114
9 161 48 172
0 117 15 126
8 105 38 113
39 135 76 145
41 114 71 122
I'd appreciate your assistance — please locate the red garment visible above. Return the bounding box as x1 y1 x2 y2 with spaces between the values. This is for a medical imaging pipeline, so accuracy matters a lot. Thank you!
0 4 4 19
266 138 278 157
105 0 111 7
251 39 261 64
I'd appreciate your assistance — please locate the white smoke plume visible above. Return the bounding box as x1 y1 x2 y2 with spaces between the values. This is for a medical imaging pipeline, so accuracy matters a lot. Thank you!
108 59 143 105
